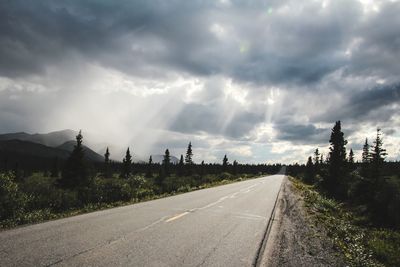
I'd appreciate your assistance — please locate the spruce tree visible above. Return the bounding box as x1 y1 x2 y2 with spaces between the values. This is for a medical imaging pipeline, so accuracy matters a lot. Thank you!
185 142 193 165
304 156 314 184
314 148 320 164
362 138 370 164
361 138 370 178
314 148 320 174
349 149 354 164
178 154 184 176
59 130 88 189
121 148 132 178
348 148 355 172
104 147 111 178
370 129 387 187
325 121 348 199
145 155 153 178
163 149 171 177
369 128 388 219
233 160 238 175
222 154 229 172
185 142 193 175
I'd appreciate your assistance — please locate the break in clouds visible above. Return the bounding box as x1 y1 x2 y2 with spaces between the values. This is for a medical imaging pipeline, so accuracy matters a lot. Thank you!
0 0 399 163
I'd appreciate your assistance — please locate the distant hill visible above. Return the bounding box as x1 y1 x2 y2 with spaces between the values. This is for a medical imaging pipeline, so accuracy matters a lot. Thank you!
151 154 179 164
0 138 104 170
57 141 104 162
0 140 71 159
0 129 76 147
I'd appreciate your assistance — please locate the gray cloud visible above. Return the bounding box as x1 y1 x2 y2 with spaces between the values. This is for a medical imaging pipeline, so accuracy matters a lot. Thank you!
1 0 400 162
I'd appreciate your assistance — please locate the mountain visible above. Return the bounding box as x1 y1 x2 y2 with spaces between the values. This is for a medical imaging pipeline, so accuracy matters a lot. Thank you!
57 141 104 162
0 129 76 147
0 140 71 159
151 154 179 164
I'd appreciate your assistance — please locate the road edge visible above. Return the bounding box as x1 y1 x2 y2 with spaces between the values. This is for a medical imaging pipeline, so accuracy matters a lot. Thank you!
252 175 286 267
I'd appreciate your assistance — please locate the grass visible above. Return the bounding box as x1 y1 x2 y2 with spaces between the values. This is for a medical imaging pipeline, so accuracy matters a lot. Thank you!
290 177 400 267
0 174 264 230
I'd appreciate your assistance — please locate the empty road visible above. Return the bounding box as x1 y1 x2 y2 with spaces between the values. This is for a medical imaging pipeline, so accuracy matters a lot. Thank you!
0 174 284 267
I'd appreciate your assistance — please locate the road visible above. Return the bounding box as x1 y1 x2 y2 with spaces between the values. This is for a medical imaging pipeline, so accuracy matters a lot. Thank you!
0 174 284 267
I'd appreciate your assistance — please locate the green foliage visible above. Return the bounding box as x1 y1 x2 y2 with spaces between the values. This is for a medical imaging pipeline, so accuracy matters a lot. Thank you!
21 173 60 210
368 229 400 266
325 120 349 199
0 172 27 221
163 149 171 176
304 156 314 184
59 131 89 189
185 142 193 165
121 148 132 178
293 177 400 267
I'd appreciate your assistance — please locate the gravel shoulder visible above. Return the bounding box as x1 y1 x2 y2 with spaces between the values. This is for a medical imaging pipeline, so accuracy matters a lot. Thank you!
261 177 346 267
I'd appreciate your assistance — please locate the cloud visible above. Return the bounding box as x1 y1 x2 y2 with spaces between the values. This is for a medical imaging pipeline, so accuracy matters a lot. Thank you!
0 0 400 163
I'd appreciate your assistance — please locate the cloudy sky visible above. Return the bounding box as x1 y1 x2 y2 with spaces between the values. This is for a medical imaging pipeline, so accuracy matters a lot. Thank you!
0 0 399 163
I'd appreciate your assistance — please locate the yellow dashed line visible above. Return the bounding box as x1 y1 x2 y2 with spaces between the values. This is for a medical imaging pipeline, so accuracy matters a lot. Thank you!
165 212 189 222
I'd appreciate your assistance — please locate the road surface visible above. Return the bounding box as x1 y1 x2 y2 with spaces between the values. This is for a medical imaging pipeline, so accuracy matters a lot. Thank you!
0 174 284 267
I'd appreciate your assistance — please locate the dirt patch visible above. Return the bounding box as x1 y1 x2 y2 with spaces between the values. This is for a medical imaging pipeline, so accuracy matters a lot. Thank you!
261 177 346 267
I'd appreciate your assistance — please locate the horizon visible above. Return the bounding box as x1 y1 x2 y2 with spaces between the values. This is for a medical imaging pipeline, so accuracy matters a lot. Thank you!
1 0 399 164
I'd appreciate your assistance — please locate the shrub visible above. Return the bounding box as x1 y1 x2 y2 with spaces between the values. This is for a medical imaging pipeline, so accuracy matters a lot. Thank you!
0 172 27 221
21 173 59 210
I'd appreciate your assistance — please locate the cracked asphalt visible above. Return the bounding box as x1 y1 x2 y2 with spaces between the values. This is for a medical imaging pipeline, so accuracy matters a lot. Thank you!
0 174 284 267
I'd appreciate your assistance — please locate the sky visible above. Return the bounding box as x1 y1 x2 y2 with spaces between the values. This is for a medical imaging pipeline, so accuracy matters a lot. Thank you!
0 0 399 163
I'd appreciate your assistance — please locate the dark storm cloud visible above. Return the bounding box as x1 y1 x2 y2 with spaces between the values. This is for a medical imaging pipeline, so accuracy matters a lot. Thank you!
274 123 330 144
318 83 400 123
346 1 400 80
1 0 400 160
0 0 359 84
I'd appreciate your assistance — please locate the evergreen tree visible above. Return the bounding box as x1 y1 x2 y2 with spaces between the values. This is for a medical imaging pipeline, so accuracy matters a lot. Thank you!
325 121 348 199
185 142 193 165
304 156 315 184
222 154 229 171
233 160 238 175
145 155 153 178
59 130 88 189
178 154 184 176
361 138 370 178
103 147 111 178
121 148 132 178
349 149 354 164
369 128 388 220
163 149 171 177
185 142 193 175
314 148 320 174
200 160 205 177
314 148 320 165
370 129 387 187
50 157 59 178
362 138 370 164
320 154 324 165
348 148 355 172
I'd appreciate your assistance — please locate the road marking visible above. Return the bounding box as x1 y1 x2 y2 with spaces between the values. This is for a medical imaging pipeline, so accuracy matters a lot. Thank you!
137 216 168 231
165 212 189 222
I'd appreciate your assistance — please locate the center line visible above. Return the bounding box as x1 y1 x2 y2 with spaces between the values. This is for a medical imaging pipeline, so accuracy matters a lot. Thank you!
165 212 190 222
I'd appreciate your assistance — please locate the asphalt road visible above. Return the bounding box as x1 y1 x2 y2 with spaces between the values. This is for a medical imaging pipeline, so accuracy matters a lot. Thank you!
0 174 284 267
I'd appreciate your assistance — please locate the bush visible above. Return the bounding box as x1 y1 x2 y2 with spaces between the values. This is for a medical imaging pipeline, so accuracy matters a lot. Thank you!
21 173 59 210
374 176 400 228
91 177 132 203
0 172 27 221
220 172 233 180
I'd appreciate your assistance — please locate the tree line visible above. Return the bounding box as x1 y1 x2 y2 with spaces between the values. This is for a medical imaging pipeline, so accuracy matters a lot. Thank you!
0 131 281 226
288 121 400 229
